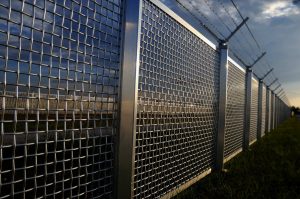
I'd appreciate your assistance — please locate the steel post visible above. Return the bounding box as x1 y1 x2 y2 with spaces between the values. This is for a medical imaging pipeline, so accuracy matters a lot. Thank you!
216 43 228 171
265 87 270 133
271 92 275 130
116 0 142 198
257 80 263 139
244 67 253 150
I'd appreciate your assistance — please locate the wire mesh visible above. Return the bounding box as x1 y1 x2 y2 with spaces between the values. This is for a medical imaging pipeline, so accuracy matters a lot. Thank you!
0 0 123 198
134 1 220 198
249 78 258 143
224 61 245 159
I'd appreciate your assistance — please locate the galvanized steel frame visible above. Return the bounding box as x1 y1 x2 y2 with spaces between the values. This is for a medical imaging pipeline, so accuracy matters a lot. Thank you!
257 80 263 139
117 0 142 198
244 68 253 150
216 43 228 171
271 92 275 130
265 88 270 132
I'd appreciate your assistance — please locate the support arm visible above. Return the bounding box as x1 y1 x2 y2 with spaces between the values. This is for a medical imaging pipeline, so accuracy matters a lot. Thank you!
268 78 278 88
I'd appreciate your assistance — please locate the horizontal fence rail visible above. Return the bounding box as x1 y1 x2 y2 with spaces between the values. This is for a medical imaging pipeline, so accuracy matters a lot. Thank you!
0 0 291 198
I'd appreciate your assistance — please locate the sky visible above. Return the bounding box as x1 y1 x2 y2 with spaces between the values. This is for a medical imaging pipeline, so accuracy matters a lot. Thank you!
234 0 300 107
161 0 300 107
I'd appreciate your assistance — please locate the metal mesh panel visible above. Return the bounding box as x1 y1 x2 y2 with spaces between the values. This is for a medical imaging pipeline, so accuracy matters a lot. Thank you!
250 79 258 143
134 1 220 198
0 0 122 198
224 62 245 158
261 85 266 137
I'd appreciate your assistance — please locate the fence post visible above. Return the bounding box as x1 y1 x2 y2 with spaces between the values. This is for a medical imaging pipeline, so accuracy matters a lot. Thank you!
265 87 270 133
273 92 276 130
215 42 228 171
116 0 142 198
274 95 277 128
275 95 278 128
257 80 263 139
244 67 253 150
270 91 275 130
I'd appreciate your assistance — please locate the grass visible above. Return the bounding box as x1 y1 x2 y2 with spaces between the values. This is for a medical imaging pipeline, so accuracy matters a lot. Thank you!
175 116 300 199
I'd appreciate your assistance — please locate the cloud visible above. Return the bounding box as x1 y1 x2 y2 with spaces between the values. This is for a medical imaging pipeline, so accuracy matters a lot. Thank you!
253 0 300 22
263 1 299 18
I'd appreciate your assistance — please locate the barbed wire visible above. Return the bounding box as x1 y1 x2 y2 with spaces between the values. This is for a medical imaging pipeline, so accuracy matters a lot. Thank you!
229 0 262 51
175 0 225 40
175 0 289 103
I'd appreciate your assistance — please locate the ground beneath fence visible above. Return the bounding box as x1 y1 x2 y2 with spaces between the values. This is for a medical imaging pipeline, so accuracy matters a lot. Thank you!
175 116 300 199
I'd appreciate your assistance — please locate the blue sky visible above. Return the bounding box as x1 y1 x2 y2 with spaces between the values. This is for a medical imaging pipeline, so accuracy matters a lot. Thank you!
162 0 300 107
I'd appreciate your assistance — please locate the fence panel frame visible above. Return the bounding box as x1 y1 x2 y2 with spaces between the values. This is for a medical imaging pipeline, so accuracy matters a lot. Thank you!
116 0 142 198
215 43 228 171
244 68 252 150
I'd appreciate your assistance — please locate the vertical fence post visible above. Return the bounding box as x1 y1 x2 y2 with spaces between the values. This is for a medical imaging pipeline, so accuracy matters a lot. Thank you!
274 93 276 129
274 95 276 129
265 87 270 133
275 94 280 128
275 95 278 128
270 92 273 130
270 92 275 130
278 98 280 124
278 96 280 126
116 1 142 198
215 43 228 171
257 80 263 139
244 67 252 150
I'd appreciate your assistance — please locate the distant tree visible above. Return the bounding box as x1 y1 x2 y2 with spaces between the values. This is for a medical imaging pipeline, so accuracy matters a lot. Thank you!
291 106 300 115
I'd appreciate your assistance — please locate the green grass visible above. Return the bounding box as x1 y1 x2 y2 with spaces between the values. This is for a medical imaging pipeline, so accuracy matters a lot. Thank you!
175 116 300 199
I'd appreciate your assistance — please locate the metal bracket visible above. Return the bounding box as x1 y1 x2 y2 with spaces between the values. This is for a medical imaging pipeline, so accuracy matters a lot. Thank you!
273 84 281 92
248 52 266 68
277 88 284 95
233 53 248 67
232 51 265 70
261 68 273 81
222 17 249 43
268 78 278 88
253 73 260 80
278 92 285 98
